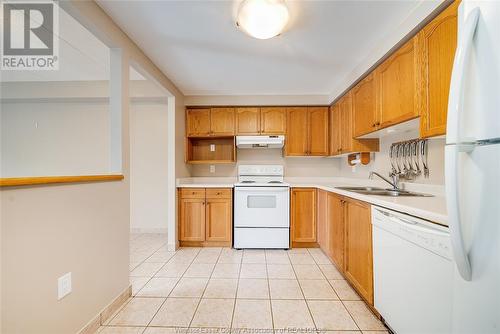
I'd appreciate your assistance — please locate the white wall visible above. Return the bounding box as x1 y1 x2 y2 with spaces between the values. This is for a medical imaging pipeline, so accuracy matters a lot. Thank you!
191 149 340 177
130 101 169 233
1 101 110 177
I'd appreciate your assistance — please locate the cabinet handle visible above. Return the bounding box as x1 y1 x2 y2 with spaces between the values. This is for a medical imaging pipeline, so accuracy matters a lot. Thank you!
376 122 380 126
216 192 221 195
192 192 196 195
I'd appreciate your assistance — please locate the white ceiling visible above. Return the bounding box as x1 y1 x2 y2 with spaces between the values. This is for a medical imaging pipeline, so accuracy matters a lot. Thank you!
96 0 432 97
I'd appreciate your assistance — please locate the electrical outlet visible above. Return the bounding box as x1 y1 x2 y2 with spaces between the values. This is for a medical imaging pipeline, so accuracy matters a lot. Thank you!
351 165 357 172
209 165 216 173
58 272 72 300
210 144 215 152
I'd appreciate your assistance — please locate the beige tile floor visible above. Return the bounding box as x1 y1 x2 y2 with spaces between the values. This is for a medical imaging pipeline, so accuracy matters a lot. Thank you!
98 233 388 334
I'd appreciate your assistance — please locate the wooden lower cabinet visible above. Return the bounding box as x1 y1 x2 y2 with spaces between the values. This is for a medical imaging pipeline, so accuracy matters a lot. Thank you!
179 198 206 241
178 188 232 246
291 188 317 247
328 192 345 270
344 198 374 304
205 198 232 242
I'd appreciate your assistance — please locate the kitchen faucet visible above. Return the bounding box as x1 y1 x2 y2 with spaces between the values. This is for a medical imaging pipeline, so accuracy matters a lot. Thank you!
369 171 400 190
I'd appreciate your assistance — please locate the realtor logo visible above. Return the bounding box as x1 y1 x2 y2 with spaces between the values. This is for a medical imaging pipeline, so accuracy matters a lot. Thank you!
1 1 59 70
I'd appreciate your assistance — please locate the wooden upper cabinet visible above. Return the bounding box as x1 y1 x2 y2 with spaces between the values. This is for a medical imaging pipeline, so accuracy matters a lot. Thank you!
417 0 458 138
344 198 373 304
261 107 286 134
329 104 342 156
186 109 211 137
339 94 354 154
291 188 317 244
328 193 344 270
376 37 418 128
236 107 260 135
210 108 235 136
286 107 309 156
352 73 378 137
286 107 329 156
308 107 329 156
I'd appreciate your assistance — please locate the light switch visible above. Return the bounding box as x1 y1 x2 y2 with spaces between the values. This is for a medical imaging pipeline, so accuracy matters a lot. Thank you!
210 144 216 152
58 272 72 300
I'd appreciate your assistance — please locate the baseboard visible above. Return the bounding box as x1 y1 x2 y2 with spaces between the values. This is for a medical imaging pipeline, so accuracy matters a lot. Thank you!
130 227 168 234
77 285 131 334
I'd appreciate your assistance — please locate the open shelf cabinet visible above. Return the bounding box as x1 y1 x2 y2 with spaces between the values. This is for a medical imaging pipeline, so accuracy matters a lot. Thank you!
185 136 236 164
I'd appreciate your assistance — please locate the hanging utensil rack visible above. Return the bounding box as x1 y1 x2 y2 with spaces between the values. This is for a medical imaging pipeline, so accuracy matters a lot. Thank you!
390 139 429 180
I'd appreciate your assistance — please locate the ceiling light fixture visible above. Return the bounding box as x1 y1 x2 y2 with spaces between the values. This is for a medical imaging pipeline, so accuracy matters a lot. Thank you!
237 0 290 40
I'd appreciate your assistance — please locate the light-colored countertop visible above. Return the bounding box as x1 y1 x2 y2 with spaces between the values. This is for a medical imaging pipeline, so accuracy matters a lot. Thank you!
176 176 448 226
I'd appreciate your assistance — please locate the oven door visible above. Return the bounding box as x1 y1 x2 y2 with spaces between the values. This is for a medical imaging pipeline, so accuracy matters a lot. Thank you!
234 186 290 228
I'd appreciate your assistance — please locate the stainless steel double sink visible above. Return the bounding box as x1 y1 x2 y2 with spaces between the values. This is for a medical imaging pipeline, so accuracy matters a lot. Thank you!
335 186 433 197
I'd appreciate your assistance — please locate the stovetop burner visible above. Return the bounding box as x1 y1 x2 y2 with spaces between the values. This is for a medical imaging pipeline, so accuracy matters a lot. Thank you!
241 180 256 183
268 181 283 184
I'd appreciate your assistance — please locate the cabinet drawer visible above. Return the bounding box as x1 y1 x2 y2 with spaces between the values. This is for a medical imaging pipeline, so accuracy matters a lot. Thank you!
180 188 206 199
206 188 232 199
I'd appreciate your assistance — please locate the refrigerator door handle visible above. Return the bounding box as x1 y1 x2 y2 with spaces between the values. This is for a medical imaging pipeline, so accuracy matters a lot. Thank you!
445 145 472 281
446 7 480 144
445 7 480 282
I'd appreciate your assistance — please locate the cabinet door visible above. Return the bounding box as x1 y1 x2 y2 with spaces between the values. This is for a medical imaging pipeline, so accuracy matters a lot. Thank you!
339 94 354 154
376 37 418 128
344 199 373 304
418 0 458 138
352 73 379 137
308 107 329 156
291 188 317 244
286 107 309 156
317 190 328 251
210 108 235 136
205 198 232 242
179 198 206 241
329 104 342 156
261 107 286 134
327 193 344 270
236 107 260 135
186 109 211 137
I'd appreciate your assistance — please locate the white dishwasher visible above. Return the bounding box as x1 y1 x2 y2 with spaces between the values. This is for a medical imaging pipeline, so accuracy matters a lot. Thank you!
372 206 453 334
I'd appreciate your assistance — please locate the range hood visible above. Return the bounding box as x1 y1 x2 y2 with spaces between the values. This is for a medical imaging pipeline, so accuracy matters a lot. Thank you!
236 135 285 149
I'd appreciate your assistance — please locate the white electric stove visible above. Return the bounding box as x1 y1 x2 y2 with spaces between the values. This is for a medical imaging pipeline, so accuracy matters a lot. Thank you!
233 165 290 249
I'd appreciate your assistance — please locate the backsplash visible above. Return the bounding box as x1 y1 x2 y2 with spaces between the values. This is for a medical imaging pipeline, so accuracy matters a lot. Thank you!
339 130 445 185
190 149 341 177
190 130 445 185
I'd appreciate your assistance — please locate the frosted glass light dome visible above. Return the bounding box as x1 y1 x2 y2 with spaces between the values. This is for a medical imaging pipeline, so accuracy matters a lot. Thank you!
237 0 290 39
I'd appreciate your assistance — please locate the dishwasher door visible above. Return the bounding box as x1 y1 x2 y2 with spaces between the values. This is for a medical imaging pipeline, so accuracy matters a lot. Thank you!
372 206 453 334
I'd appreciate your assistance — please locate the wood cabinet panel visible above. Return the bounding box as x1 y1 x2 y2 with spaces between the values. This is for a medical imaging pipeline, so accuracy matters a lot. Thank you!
186 109 211 137
329 104 342 156
418 0 458 138
339 94 354 154
328 193 344 270
261 107 286 134
286 107 309 156
352 73 379 137
317 190 328 251
205 198 232 242
291 188 317 244
344 199 373 304
376 37 418 128
179 198 206 241
236 107 260 135
210 108 235 136
308 107 329 156
206 188 232 199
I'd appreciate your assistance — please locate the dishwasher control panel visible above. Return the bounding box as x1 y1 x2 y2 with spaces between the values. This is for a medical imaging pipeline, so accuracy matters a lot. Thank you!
372 206 452 260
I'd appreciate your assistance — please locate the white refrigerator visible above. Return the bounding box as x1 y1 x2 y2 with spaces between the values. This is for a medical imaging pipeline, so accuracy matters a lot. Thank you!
445 1 500 333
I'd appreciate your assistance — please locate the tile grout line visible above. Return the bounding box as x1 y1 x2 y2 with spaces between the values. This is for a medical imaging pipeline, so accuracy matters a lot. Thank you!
229 248 244 331
289 249 319 333
308 248 360 332
144 247 202 329
187 247 223 329
264 250 276 333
